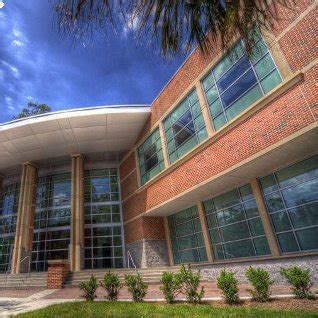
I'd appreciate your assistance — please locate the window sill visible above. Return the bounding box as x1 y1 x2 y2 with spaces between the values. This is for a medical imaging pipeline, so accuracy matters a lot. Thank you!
134 71 303 195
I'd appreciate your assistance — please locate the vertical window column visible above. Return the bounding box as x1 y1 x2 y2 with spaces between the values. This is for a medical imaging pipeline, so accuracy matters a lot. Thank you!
259 155 318 254
84 169 124 269
168 206 208 264
0 180 20 273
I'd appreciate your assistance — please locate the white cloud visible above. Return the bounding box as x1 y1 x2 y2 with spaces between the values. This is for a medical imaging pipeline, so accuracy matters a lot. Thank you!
12 27 22 38
1 60 20 78
5 96 13 105
12 39 24 47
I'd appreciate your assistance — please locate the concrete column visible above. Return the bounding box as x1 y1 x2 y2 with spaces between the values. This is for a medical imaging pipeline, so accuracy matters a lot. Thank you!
12 162 38 274
197 202 214 262
159 122 170 167
70 154 84 272
163 217 174 266
195 82 214 136
251 179 281 257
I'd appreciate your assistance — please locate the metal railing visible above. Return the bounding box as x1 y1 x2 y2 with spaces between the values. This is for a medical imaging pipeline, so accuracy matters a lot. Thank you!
5 254 31 290
127 251 136 270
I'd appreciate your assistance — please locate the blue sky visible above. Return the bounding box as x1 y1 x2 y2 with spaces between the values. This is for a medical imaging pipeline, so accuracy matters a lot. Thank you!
0 1 186 123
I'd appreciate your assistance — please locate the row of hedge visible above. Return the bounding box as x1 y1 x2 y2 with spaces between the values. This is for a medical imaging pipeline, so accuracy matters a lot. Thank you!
79 265 315 304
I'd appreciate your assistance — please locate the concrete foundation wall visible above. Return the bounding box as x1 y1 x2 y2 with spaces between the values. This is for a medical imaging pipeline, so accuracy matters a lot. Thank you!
199 255 318 285
126 239 169 268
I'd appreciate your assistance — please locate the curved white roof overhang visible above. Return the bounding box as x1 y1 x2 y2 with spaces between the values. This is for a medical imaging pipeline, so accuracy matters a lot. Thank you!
0 105 150 172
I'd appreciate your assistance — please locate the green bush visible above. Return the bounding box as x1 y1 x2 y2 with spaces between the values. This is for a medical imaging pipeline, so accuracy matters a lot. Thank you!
246 267 273 302
179 264 205 304
125 273 148 302
79 275 98 301
160 271 183 304
217 269 240 304
280 267 314 300
100 271 122 301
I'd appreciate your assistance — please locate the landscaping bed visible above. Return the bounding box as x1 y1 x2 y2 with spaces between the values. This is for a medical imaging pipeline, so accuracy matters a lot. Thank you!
16 299 318 318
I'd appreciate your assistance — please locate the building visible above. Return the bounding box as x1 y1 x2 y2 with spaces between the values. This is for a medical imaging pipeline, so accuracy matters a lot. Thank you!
0 1 317 277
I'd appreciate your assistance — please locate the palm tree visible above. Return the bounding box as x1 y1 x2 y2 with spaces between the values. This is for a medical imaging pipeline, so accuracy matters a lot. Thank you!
54 0 293 57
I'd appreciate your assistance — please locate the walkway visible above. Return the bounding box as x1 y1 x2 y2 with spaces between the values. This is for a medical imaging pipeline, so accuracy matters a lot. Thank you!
0 284 316 317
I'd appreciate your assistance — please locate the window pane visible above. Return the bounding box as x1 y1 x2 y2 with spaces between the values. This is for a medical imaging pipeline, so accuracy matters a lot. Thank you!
254 237 271 255
213 113 227 131
288 201 318 229
264 192 285 213
261 70 282 94
221 221 250 242
254 53 275 79
249 218 265 236
271 211 292 233
221 69 257 107
224 239 255 258
277 232 299 253
296 227 318 251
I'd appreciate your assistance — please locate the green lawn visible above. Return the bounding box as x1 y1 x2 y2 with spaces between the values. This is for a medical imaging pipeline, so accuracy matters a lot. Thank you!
17 302 318 318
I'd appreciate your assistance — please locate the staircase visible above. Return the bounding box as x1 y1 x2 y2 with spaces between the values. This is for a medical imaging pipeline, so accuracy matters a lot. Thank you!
65 266 209 286
0 272 47 289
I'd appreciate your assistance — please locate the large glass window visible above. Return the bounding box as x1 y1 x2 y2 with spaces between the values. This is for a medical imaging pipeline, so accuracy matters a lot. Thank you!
0 182 20 273
31 173 71 271
168 206 208 264
259 156 318 254
138 128 165 185
202 28 282 131
163 90 208 163
203 184 270 260
84 169 124 269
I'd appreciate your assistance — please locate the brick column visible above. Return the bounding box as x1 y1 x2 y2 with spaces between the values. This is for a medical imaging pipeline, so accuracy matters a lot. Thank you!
47 260 70 289
197 202 214 262
196 82 214 136
11 162 38 274
251 179 281 257
70 154 84 272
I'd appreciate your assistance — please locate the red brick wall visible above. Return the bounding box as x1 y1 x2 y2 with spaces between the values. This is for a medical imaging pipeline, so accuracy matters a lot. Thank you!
120 1 317 244
47 262 70 289
124 217 165 245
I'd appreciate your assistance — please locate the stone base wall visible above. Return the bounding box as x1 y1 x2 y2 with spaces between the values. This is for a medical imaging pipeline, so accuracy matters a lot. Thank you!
199 255 318 285
126 239 169 268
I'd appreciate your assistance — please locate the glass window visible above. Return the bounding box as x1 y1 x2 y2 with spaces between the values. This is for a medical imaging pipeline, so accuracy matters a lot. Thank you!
203 184 270 260
138 128 165 185
201 27 282 131
259 155 318 254
163 90 208 164
0 182 20 273
31 174 71 272
168 206 208 264
84 169 123 269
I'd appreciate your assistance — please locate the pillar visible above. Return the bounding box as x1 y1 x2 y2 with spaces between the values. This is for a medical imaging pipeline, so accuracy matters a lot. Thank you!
11 162 38 274
159 122 170 167
163 217 174 266
197 201 214 262
196 82 214 136
70 154 84 272
251 179 281 257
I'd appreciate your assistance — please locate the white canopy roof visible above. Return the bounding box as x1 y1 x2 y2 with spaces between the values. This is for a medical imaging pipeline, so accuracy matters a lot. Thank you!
0 105 150 172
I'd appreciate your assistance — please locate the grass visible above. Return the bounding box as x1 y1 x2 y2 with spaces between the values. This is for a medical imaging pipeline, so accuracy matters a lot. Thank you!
17 301 318 318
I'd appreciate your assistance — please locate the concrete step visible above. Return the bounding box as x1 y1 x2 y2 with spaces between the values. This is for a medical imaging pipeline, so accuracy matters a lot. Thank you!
0 273 47 289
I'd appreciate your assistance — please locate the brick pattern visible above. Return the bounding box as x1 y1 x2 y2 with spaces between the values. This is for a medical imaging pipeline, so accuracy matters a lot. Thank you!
124 216 165 245
119 152 136 181
119 1 317 242
47 262 70 289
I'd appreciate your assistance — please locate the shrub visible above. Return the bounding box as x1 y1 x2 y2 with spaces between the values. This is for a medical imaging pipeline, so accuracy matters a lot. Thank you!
124 273 148 302
245 267 273 302
280 267 314 300
217 269 240 304
79 275 98 301
179 264 205 304
100 271 122 301
160 271 183 304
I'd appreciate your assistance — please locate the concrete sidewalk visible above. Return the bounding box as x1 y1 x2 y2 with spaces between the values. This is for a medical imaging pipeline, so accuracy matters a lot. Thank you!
0 284 316 317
